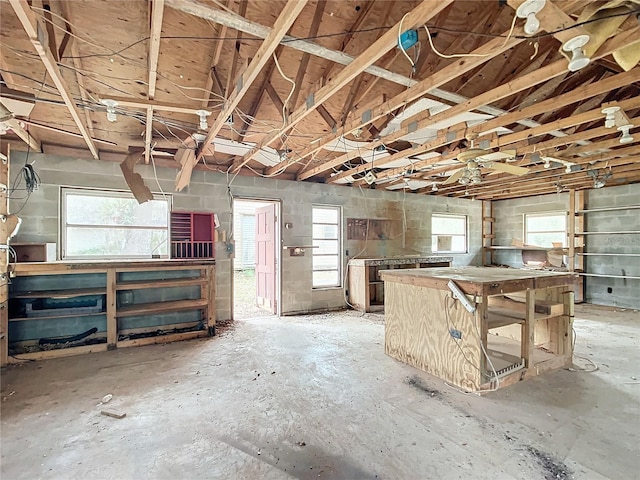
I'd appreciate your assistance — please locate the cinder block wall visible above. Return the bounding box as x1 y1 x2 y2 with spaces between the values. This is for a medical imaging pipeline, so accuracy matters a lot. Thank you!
9 151 482 319
581 184 640 308
492 193 569 267
493 185 640 309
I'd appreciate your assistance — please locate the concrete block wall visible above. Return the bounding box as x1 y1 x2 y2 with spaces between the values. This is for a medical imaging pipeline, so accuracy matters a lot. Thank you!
493 184 640 309
581 184 640 309
9 151 482 319
492 192 569 267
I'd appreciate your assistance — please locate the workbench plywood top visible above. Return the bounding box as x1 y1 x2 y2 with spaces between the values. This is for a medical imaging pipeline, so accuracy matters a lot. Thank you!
380 266 576 295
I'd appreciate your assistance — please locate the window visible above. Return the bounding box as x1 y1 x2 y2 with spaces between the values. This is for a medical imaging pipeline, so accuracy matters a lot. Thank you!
61 188 171 259
312 206 341 288
432 214 467 253
525 212 567 247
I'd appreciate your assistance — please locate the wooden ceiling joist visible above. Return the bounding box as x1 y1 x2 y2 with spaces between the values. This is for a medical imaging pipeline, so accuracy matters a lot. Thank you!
0 102 40 151
145 0 165 164
195 0 308 154
330 64 639 185
236 0 455 175
8 0 99 159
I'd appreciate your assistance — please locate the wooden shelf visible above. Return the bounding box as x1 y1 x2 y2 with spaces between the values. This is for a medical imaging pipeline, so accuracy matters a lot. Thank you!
485 245 551 251
116 299 208 317
579 231 640 235
577 205 640 213
9 312 106 322
577 253 640 257
579 273 640 280
116 277 206 290
11 287 106 299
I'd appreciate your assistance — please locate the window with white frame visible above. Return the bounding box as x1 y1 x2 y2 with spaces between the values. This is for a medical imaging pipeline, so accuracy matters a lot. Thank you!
61 188 171 259
432 214 467 253
524 212 567 247
312 205 341 288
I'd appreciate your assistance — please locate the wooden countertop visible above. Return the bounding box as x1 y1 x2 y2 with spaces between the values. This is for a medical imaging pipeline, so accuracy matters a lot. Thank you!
380 266 576 296
348 256 453 266
12 259 216 275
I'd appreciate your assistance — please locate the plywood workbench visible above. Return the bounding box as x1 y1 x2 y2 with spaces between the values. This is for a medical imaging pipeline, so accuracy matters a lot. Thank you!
380 266 576 391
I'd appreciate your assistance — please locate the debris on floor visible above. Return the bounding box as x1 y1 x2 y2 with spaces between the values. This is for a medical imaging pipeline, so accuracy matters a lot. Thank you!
101 410 126 420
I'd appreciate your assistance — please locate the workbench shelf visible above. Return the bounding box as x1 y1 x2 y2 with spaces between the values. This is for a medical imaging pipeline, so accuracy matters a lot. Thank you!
3 260 216 365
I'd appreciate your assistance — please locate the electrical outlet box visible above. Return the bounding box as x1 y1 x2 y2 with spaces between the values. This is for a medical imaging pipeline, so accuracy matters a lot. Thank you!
398 29 418 50
449 328 462 340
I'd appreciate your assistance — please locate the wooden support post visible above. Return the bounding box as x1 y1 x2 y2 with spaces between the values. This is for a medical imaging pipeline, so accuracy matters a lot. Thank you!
0 145 9 366
479 296 489 378
568 190 576 272
523 289 536 368
205 265 216 335
563 290 574 364
106 268 117 349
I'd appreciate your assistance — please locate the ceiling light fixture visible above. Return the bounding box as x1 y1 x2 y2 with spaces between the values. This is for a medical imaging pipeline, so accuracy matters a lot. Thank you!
593 179 606 189
565 165 572 173
562 35 591 72
431 183 438 192
195 109 211 130
601 105 621 128
543 158 551 168
100 99 118 122
618 124 634 144
516 0 546 36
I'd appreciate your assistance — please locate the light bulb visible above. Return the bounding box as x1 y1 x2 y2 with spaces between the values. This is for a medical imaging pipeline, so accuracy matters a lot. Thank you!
562 35 590 72
431 183 438 192
100 99 118 122
618 124 633 144
565 165 572 173
543 159 551 168
195 110 210 131
524 13 540 35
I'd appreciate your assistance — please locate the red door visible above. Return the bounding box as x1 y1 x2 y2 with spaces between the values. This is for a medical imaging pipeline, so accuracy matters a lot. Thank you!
255 204 276 313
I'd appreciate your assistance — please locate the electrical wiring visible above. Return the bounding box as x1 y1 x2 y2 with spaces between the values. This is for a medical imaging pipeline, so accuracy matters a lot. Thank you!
398 13 416 70
567 327 599 373
149 153 167 200
423 10 518 59
272 52 296 131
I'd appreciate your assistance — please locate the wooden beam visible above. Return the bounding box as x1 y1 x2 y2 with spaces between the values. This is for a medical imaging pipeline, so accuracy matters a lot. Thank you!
9 0 99 160
41 4 58 62
317 105 337 131
289 0 326 111
102 95 215 115
172 0 308 190
265 81 285 117
240 0 455 175
224 1 248 98
202 4 229 108
0 102 40 151
145 0 165 164
59 2 97 146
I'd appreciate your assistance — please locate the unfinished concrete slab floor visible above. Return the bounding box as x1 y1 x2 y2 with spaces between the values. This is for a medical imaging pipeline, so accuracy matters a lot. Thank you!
1 305 638 479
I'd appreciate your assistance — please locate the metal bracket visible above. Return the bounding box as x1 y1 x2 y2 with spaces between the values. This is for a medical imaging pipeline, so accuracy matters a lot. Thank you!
306 93 315 110
361 109 372 124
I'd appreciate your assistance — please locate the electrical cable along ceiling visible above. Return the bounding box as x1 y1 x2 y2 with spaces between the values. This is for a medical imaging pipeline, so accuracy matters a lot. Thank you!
0 0 639 200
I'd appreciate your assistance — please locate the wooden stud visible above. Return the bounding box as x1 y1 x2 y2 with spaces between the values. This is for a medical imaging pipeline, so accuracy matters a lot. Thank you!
9 0 99 160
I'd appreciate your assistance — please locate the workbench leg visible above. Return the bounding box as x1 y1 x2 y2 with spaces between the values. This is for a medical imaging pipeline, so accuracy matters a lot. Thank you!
479 296 488 377
522 289 535 367
206 266 216 336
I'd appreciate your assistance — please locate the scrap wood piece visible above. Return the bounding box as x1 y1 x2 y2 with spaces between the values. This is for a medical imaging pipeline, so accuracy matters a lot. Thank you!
101 409 126 419
174 135 198 191
120 152 153 204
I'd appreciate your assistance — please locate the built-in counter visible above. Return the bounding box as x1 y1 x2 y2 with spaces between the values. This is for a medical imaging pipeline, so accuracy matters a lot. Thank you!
347 256 452 312
1 259 216 365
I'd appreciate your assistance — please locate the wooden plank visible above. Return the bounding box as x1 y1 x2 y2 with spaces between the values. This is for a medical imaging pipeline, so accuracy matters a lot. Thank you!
118 321 202 336
190 0 308 171
106 268 117 348
487 295 564 317
385 282 482 391
116 277 207 290
238 0 455 175
116 330 206 348
11 287 106 299
101 409 126 419
103 96 212 116
116 298 208 317
147 0 165 99
8 343 108 362
0 145 8 366
523 290 535 367
288 0 326 111
348 263 367 311
9 0 99 160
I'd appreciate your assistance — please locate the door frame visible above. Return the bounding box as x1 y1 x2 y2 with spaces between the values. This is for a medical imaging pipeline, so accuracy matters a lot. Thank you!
231 197 281 318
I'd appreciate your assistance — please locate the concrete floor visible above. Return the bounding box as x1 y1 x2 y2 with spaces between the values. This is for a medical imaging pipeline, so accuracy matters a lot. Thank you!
1 305 638 480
